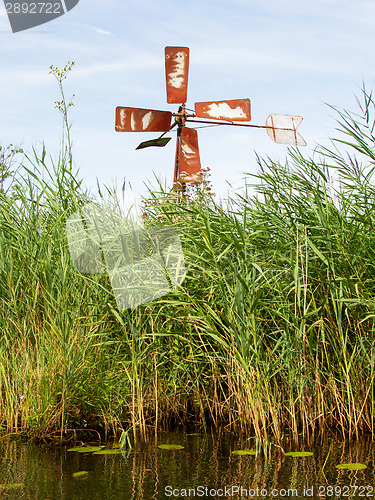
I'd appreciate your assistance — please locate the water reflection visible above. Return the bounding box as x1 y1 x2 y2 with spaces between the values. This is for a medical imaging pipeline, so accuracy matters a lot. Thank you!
0 432 374 499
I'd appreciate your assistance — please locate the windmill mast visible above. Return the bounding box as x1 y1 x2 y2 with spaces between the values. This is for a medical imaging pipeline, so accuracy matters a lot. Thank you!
173 104 185 184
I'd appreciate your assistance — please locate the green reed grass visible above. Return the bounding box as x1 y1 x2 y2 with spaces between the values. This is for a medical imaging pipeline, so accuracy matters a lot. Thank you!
1 85 375 442
137 87 375 441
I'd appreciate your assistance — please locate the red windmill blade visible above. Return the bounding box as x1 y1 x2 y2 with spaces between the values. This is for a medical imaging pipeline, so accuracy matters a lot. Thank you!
174 127 201 184
195 99 251 121
115 107 172 133
165 46 190 104
115 46 306 186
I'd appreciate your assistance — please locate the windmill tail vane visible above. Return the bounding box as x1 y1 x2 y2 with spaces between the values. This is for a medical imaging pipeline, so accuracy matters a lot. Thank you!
115 46 306 185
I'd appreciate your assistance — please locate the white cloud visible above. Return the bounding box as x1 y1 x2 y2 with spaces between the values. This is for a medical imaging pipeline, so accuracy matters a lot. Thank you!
91 26 113 35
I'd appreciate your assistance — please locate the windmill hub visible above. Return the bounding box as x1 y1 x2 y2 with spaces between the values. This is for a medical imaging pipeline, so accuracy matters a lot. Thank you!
115 46 306 186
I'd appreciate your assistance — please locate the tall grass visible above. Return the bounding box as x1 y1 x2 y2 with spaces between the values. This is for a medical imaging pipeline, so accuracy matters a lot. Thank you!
1 86 375 442
138 87 375 441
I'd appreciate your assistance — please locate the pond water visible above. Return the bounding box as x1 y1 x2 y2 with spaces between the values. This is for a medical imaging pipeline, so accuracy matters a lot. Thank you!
0 431 374 499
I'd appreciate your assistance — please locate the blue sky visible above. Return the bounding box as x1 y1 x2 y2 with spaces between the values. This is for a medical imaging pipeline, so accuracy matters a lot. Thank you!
1 0 375 203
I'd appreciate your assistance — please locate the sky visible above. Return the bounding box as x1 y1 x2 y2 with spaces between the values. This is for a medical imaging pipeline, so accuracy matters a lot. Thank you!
1 0 375 206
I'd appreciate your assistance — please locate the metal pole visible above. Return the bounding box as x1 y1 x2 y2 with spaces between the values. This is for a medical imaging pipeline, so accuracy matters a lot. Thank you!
185 117 296 131
173 105 187 194
173 124 181 184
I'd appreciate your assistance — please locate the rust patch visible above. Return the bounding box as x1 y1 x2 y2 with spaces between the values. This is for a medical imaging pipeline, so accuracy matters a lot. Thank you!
177 127 201 182
165 47 189 104
195 99 251 121
115 107 172 132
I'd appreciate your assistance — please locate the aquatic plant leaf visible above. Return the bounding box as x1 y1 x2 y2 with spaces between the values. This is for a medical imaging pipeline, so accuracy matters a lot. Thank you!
92 449 123 455
232 449 256 455
158 444 184 450
0 483 24 490
284 451 313 457
72 471 89 478
67 446 103 453
335 463 367 470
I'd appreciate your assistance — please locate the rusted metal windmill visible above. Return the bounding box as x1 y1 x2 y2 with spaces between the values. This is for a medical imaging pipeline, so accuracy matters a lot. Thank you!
115 46 306 186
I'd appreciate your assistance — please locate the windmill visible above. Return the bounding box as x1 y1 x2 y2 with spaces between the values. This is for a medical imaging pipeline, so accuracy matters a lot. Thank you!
115 46 306 186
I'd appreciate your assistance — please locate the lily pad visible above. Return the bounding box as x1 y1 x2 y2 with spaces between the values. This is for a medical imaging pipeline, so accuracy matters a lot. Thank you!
335 463 367 470
0 483 24 491
72 471 89 478
284 451 313 457
157 444 184 450
92 448 123 455
232 449 256 455
67 446 103 453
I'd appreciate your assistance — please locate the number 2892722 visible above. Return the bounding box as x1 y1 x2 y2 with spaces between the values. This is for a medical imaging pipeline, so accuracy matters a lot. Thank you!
5 3 63 14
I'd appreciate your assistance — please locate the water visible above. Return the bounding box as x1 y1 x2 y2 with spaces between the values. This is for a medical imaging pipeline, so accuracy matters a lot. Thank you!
0 431 374 499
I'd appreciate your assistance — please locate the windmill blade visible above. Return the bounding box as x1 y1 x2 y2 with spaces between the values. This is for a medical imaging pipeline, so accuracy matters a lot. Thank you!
176 127 201 182
115 107 172 132
195 99 251 121
136 137 172 150
266 114 306 146
136 121 178 150
165 47 189 104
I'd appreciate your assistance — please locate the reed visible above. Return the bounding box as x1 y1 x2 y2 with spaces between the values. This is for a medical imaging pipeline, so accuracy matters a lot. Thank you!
1 83 375 442
138 86 375 441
